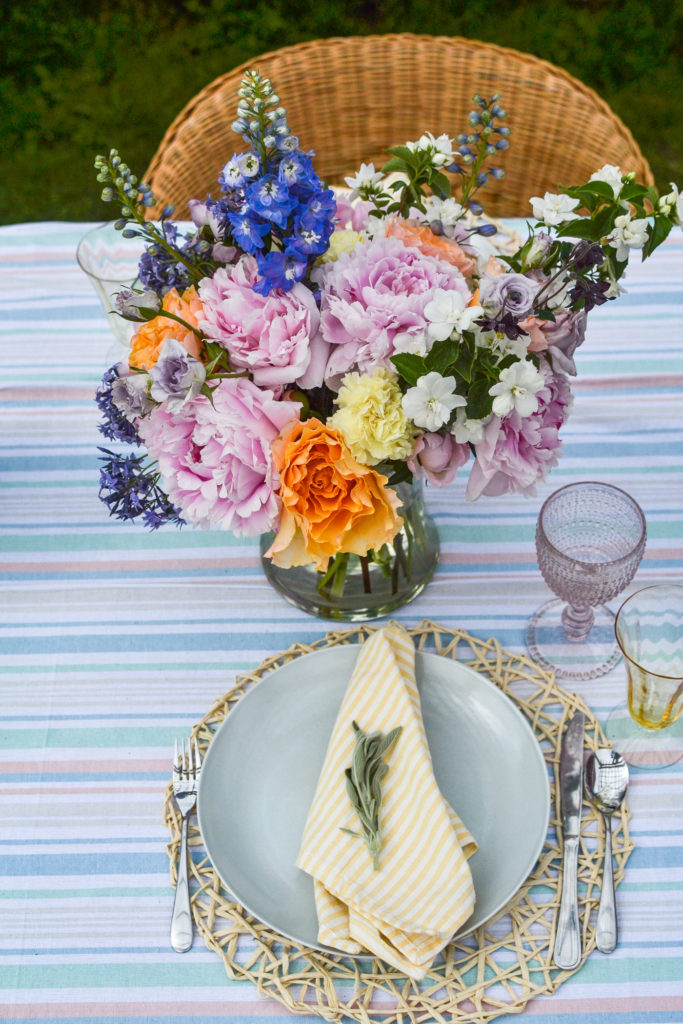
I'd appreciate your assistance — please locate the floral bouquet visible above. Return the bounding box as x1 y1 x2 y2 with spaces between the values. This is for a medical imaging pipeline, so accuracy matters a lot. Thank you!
94 70 681 608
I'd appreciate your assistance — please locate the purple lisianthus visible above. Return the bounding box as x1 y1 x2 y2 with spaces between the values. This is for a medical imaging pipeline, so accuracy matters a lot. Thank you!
149 338 206 410
479 272 539 319
114 287 161 322
407 431 470 486
466 362 572 499
313 234 470 386
525 309 588 376
110 371 154 421
96 364 143 444
138 377 300 535
198 256 327 389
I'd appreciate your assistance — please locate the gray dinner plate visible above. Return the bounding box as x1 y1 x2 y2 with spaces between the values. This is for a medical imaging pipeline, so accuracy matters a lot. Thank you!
197 646 550 953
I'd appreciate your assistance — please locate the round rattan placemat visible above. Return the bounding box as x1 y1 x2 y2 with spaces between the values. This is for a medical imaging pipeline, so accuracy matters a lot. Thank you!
163 619 633 1024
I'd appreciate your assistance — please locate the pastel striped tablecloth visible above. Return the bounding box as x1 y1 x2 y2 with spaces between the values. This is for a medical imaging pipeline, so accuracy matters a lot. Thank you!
1 221 682 1022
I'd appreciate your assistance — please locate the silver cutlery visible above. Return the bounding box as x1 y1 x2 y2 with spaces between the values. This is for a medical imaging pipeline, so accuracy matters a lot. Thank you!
171 737 202 953
584 748 629 954
553 710 586 970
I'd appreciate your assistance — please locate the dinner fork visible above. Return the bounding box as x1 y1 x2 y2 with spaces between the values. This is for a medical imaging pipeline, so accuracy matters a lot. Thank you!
170 737 202 953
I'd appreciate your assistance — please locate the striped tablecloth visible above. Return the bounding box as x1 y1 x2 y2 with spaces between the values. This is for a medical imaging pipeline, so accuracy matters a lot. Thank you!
1 221 682 1022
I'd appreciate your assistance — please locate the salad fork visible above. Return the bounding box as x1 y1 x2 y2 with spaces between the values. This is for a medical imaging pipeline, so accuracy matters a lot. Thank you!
170 737 202 952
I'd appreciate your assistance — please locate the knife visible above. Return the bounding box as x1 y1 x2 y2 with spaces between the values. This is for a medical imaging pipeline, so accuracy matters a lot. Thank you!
553 709 586 970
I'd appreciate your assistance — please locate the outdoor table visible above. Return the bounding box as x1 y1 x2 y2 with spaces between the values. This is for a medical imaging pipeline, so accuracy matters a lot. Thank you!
1 221 682 1022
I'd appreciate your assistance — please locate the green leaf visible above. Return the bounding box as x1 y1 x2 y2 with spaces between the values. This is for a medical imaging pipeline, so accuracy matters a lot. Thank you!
390 353 426 386
425 338 457 376
534 308 556 322
642 216 673 259
619 182 650 203
386 145 416 162
429 169 452 198
555 218 602 241
380 157 408 175
466 376 494 420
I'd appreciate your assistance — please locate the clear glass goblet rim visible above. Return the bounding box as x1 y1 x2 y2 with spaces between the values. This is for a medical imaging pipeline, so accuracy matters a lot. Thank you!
614 582 683 681
536 480 647 571
76 221 145 284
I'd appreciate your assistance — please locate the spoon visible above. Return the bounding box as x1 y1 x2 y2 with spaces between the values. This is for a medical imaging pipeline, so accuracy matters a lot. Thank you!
584 748 629 954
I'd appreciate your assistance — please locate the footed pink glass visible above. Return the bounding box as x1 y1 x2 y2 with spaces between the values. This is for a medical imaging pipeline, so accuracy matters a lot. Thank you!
526 482 647 680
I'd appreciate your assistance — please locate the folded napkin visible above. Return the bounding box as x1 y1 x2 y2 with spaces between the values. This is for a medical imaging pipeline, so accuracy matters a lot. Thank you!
297 623 477 979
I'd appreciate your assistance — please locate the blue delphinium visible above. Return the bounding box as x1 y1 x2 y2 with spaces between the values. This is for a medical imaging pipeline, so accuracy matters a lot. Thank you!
217 70 336 293
98 448 185 530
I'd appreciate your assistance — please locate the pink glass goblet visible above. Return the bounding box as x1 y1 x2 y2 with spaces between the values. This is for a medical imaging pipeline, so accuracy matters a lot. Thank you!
526 482 647 680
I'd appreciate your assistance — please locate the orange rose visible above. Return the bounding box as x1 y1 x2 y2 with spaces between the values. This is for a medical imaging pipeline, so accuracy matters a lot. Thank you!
129 286 204 370
385 217 477 278
265 419 403 570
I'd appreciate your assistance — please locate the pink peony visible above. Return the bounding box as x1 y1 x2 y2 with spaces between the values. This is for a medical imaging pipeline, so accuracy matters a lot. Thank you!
138 377 300 534
197 256 327 389
313 234 470 386
466 364 572 499
407 432 470 486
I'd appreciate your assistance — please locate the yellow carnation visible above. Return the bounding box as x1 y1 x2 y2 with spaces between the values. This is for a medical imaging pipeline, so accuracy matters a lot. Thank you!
317 229 364 264
329 368 417 466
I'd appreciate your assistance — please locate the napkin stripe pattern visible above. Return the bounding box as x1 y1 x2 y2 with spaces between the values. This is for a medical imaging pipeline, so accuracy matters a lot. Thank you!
297 623 477 979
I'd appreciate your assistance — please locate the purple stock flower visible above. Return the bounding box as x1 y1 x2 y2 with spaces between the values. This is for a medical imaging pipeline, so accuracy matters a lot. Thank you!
149 338 206 410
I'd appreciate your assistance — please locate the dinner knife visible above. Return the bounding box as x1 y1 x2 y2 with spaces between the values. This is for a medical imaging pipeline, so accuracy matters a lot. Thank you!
553 709 586 970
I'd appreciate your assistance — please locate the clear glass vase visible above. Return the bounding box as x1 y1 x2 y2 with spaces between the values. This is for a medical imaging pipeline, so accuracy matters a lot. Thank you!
259 479 439 621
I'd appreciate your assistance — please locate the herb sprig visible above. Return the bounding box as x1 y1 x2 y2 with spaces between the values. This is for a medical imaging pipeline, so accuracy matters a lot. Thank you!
341 720 402 871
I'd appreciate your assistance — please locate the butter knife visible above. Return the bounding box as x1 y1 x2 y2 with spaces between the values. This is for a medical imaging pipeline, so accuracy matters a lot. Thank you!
553 710 586 970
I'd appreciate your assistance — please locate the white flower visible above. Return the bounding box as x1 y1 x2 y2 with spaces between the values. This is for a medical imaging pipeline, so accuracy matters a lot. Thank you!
475 328 528 362
362 214 386 239
529 192 582 226
401 372 466 431
451 408 488 445
488 359 545 418
424 289 483 341
658 182 683 226
238 153 260 178
344 162 384 200
606 213 649 261
423 195 465 230
392 328 431 357
589 163 625 198
407 132 454 168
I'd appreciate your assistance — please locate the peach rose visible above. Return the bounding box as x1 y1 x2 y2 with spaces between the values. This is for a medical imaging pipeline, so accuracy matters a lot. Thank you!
265 419 403 570
385 217 477 278
129 286 204 370
518 316 548 353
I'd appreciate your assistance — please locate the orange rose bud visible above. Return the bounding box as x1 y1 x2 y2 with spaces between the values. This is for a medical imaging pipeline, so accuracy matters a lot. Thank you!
129 286 204 370
385 217 477 279
265 419 403 571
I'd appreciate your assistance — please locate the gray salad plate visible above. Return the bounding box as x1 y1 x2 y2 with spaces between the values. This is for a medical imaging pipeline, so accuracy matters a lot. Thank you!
197 645 551 953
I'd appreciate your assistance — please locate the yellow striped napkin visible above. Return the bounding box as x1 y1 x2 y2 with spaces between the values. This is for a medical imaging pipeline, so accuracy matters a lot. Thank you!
297 622 477 979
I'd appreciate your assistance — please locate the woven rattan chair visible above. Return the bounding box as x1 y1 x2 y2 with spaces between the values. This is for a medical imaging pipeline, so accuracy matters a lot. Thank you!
143 33 653 219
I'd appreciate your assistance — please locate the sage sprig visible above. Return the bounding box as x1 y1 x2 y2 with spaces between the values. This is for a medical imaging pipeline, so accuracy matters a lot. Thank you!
341 720 402 870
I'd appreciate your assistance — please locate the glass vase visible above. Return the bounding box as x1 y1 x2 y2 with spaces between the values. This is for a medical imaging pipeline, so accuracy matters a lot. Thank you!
259 479 439 621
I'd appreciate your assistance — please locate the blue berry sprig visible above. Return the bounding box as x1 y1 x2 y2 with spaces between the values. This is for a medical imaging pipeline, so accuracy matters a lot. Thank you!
455 94 510 214
94 150 213 291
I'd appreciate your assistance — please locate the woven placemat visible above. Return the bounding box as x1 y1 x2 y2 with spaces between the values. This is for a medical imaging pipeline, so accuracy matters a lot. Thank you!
163 619 633 1024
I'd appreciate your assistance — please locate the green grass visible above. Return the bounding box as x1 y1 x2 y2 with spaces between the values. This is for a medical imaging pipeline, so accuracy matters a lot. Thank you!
2 0 682 225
